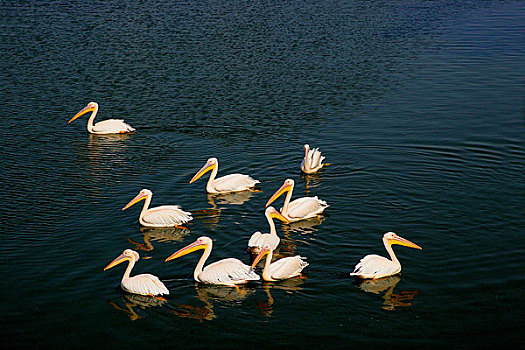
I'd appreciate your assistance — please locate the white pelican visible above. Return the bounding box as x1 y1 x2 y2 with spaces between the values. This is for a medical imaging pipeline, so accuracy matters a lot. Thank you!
69 102 135 134
104 249 169 296
265 178 328 222
251 244 308 281
189 158 260 194
165 236 260 286
301 144 325 174
350 232 422 279
122 189 192 228
248 206 289 255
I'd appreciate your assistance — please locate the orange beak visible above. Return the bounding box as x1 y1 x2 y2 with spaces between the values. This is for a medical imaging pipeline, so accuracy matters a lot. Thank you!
69 104 96 123
390 235 422 250
122 192 147 211
250 246 270 271
104 253 129 271
265 181 291 208
189 162 215 184
165 240 206 262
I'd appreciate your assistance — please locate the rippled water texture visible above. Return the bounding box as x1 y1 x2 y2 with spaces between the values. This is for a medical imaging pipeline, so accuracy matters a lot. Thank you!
1 1 524 349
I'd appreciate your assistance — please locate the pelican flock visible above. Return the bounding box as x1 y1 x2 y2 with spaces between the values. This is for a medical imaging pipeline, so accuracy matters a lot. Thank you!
104 249 169 296
265 178 329 222
69 102 135 134
68 110 424 299
122 189 192 228
165 236 260 286
190 157 260 194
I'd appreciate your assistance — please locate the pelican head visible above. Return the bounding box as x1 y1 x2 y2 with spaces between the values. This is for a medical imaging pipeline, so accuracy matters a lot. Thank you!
265 206 290 223
190 158 218 184
384 232 422 250
304 144 310 155
69 102 98 123
165 236 211 262
265 179 294 207
250 244 271 271
104 249 140 271
122 189 152 211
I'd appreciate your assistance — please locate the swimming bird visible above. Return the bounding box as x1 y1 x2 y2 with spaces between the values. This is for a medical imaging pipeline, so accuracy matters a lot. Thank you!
165 236 260 286
189 158 260 194
265 179 328 222
248 206 289 255
104 249 169 296
69 102 135 134
301 144 325 174
350 232 422 279
122 189 192 228
251 244 308 281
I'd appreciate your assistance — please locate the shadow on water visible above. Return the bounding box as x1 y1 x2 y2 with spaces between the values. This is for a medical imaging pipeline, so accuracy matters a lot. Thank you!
106 292 167 321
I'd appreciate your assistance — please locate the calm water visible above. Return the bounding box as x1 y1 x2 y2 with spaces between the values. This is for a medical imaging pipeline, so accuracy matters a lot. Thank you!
1 1 524 348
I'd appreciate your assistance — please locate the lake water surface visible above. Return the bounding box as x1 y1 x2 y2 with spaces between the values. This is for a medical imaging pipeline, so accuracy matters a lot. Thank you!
1 1 524 349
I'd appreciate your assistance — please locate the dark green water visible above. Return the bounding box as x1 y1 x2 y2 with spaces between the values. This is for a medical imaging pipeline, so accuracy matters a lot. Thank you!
1 1 524 348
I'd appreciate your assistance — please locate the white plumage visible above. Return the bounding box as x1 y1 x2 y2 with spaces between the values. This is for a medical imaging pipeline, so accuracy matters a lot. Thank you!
350 232 422 279
251 245 308 282
122 189 192 228
104 249 169 296
190 158 259 194
266 179 329 222
166 236 260 286
301 144 325 174
69 102 135 134
247 206 288 254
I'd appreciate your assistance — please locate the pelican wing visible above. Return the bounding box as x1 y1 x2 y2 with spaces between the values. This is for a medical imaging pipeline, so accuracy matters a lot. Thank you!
269 256 308 280
350 254 400 279
248 232 280 251
92 119 135 134
309 148 325 169
122 274 169 296
287 196 329 220
213 173 260 193
199 258 260 284
142 205 193 227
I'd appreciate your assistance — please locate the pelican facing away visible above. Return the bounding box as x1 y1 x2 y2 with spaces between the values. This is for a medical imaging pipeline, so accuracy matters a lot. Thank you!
301 144 325 174
265 179 328 222
251 244 308 281
189 158 260 194
122 189 192 228
248 206 289 255
69 102 135 134
165 236 260 286
350 232 422 279
104 249 169 296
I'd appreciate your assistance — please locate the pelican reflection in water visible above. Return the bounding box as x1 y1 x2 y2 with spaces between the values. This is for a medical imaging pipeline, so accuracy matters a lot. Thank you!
126 226 191 252
355 275 419 310
107 293 167 321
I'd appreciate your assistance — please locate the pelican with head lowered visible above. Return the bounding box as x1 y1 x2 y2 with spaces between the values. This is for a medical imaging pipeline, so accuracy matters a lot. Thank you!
266 179 328 222
350 232 422 279
248 206 289 255
69 102 135 134
251 244 308 281
165 236 260 286
104 249 169 296
189 158 260 194
301 144 325 174
122 189 192 228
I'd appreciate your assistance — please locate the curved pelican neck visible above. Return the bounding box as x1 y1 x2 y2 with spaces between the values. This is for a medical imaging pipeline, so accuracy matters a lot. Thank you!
266 212 278 237
281 183 294 216
86 105 98 133
194 243 212 281
383 237 400 265
122 257 136 282
206 164 219 193
261 249 273 281
138 193 152 225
